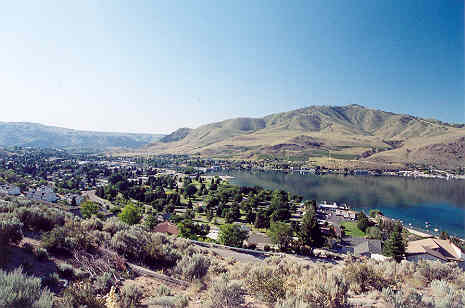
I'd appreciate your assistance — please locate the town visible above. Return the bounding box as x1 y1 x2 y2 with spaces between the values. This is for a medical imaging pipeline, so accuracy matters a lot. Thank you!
1 147 464 264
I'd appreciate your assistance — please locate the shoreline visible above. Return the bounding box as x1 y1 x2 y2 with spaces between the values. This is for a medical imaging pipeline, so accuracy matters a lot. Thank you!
210 170 465 240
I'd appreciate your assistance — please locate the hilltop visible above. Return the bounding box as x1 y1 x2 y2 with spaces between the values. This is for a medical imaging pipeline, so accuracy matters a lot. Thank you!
0 122 164 150
146 104 465 169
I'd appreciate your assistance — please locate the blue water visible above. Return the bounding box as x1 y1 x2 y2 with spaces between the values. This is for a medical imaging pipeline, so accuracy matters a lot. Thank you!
212 170 465 238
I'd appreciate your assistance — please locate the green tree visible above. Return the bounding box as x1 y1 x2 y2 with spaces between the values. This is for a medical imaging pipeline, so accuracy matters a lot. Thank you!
369 209 382 218
357 212 370 232
299 209 323 247
254 211 270 229
143 213 158 230
383 223 405 262
218 224 249 248
80 201 100 219
366 226 382 240
268 222 293 251
119 203 142 225
184 183 197 199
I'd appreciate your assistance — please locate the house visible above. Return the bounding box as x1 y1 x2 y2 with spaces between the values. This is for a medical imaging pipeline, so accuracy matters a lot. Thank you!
335 209 358 220
406 238 464 263
26 186 58 203
0 185 21 196
153 222 179 236
66 194 84 205
354 239 383 259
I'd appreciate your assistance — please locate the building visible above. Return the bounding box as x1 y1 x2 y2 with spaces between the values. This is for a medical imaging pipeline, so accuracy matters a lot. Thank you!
335 209 358 220
66 194 84 205
406 238 464 263
26 186 58 203
354 239 383 259
0 184 21 196
153 222 179 236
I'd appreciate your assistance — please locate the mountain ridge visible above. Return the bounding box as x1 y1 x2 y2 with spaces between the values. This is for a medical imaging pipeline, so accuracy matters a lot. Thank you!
0 122 164 150
145 104 465 169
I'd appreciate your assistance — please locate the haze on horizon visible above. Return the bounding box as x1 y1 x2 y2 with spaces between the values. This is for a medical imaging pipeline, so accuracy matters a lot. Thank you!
1 1 463 134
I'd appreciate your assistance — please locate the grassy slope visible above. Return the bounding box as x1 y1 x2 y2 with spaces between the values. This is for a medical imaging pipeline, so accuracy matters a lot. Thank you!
341 221 366 238
145 105 465 168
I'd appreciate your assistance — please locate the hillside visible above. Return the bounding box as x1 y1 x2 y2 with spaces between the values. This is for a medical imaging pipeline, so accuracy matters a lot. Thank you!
145 104 465 169
0 122 164 150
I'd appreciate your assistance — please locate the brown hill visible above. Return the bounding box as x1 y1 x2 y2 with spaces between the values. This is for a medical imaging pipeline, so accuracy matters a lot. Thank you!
145 105 465 169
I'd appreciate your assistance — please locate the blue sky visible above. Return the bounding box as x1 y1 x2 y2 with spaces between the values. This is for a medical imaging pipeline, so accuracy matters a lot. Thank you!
0 1 463 133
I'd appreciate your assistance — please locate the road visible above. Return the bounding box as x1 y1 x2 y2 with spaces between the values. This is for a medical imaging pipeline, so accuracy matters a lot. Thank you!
82 190 113 208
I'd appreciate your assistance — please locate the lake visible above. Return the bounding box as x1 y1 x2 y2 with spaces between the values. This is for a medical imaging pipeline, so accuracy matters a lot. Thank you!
212 170 465 238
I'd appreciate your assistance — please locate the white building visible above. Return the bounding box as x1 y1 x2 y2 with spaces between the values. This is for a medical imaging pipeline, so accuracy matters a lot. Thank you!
26 186 58 203
66 194 84 205
0 184 21 196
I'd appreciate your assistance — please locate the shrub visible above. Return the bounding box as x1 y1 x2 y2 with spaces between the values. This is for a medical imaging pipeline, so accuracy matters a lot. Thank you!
0 214 23 246
175 254 210 281
416 260 462 284
103 216 129 235
343 261 390 294
81 217 103 231
0 267 54 308
430 279 465 307
297 268 349 308
119 283 143 308
148 295 189 308
62 281 106 308
41 222 94 254
156 284 172 296
80 201 100 219
145 233 181 267
382 287 432 308
207 274 245 308
14 206 65 232
275 296 310 308
57 263 75 279
110 226 150 262
244 265 286 303
42 272 60 289
118 203 142 225
94 272 114 294
33 247 49 261
90 230 112 246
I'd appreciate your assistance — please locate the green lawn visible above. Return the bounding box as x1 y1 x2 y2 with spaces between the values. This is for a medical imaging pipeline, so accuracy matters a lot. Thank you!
341 221 365 237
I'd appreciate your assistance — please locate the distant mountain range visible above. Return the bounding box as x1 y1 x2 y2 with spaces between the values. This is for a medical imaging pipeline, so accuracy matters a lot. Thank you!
145 104 465 169
0 122 164 150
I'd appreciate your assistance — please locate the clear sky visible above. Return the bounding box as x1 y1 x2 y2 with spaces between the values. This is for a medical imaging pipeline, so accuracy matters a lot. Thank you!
1 1 463 133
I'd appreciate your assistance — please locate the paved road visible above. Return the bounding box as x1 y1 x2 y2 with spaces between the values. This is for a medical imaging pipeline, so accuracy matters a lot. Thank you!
82 190 113 208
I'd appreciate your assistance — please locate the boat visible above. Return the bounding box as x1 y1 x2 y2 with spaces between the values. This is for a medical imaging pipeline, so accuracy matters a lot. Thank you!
434 228 439 232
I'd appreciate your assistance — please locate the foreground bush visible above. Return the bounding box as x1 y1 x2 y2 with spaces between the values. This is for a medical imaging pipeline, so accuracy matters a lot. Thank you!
62 281 106 308
343 261 391 294
0 267 54 308
382 287 432 308
148 295 188 308
295 267 349 308
430 280 465 307
244 265 286 303
110 227 181 266
103 216 129 235
207 274 245 308
41 220 94 254
119 283 143 308
175 254 210 281
14 206 66 232
0 214 23 246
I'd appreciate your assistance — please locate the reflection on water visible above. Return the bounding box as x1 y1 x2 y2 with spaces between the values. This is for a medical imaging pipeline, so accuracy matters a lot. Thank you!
214 170 465 237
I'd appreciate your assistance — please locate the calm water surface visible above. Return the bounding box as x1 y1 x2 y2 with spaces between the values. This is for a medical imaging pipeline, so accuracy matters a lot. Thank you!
213 170 465 237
